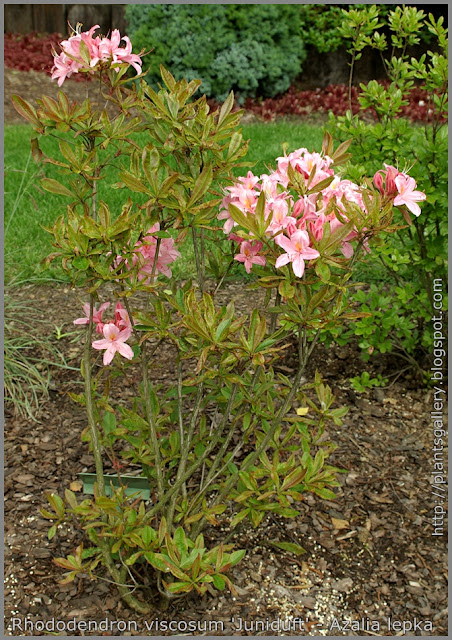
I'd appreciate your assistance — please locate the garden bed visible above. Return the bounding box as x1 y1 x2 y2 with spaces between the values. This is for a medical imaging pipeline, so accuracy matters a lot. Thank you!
4 282 448 636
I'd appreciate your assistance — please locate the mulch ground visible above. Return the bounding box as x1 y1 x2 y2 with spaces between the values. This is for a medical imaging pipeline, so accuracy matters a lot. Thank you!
4 281 448 637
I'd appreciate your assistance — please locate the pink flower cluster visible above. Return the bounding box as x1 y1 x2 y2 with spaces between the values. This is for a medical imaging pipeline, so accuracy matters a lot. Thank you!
51 24 143 86
131 223 181 282
219 149 426 278
74 301 133 365
373 164 426 217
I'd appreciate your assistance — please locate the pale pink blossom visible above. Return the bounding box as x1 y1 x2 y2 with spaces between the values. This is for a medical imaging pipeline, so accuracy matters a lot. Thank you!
267 199 296 235
228 233 244 244
132 223 181 281
238 171 260 191
74 301 110 335
394 175 426 217
275 230 320 278
234 241 266 274
309 214 327 242
98 29 143 74
51 24 143 86
92 323 134 366
114 302 132 333
237 187 258 212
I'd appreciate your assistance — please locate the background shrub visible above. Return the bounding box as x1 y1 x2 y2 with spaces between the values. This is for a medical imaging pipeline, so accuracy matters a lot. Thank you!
125 4 306 102
325 7 448 374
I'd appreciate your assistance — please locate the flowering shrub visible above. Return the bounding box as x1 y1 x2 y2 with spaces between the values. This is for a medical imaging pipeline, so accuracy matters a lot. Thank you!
13 24 426 613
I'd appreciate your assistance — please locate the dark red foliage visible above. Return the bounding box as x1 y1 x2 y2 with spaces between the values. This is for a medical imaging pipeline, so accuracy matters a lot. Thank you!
4 32 88 82
242 81 445 124
210 82 444 124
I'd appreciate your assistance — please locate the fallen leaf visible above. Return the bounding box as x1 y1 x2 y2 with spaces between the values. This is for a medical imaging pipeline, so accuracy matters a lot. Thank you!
331 516 349 530
70 481 83 492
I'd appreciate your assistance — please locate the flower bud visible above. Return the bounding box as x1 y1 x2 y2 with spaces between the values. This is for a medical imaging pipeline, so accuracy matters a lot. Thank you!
373 171 384 195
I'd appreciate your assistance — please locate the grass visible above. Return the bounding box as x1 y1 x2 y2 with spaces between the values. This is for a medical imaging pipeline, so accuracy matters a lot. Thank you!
4 121 324 283
4 291 80 421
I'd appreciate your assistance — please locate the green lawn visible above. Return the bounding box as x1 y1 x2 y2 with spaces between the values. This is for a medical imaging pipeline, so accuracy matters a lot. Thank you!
4 121 324 283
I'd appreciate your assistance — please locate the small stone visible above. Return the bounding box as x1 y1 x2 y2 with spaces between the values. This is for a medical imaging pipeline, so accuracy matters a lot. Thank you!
333 577 354 592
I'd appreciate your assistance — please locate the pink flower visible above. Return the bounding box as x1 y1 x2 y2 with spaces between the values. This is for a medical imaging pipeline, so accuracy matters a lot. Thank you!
228 233 244 244
51 24 143 86
267 199 296 235
114 302 132 333
132 224 181 281
309 213 327 242
373 164 400 197
92 323 134 366
238 171 260 191
98 30 143 74
394 175 426 217
74 302 110 335
234 241 266 274
275 230 320 278
237 186 258 212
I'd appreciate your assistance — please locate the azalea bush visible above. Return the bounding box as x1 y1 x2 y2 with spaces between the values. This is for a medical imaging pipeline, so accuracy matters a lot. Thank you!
14 24 426 613
327 6 448 370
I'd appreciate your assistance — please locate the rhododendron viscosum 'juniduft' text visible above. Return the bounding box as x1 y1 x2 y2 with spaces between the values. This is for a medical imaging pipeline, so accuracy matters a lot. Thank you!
51 24 143 86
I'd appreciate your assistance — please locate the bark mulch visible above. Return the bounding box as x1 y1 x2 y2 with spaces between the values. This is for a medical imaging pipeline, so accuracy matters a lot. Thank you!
4 283 448 637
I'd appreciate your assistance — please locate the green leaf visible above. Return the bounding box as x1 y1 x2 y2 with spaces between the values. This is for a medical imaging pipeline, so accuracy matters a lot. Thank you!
270 541 306 556
212 574 226 590
40 178 74 198
12 95 39 125
313 487 337 500
228 549 246 567
227 131 243 160
119 171 150 194
187 164 213 208
315 261 331 282
141 526 156 547
218 91 234 126
230 508 250 528
78 39 91 65
125 551 143 566
72 257 90 271
160 65 176 90
144 552 170 572
164 580 192 593
48 525 57 540
174 527 188 556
